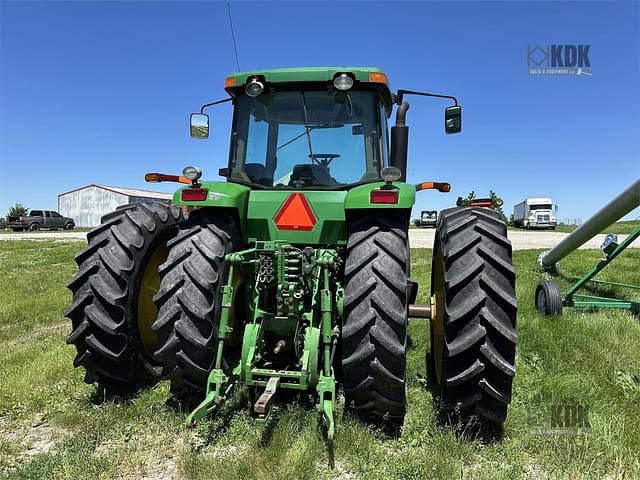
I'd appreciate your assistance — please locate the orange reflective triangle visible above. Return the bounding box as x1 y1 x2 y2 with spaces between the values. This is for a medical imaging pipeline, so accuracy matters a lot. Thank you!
274 193 317 231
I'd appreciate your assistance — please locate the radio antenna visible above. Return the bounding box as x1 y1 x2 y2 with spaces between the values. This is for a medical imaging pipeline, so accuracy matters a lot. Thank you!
227 2 241 71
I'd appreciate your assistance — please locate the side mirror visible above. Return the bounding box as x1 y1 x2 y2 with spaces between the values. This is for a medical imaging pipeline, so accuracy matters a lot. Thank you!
555 205 558 212
190 113 209 139
444 105 462 134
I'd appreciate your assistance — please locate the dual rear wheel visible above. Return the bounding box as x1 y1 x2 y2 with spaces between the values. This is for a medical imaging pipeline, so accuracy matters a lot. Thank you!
429 207 517 423
65 203 183 390
66 204 517 427
65 205 240 395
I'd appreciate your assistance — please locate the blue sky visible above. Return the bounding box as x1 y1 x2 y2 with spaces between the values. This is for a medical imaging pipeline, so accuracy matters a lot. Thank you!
1 1 638 221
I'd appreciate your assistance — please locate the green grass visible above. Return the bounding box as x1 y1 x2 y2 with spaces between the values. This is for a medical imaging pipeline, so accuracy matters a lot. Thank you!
1 241 639 479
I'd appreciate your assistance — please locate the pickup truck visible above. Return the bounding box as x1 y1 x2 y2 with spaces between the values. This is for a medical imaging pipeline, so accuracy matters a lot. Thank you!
7 210 75 231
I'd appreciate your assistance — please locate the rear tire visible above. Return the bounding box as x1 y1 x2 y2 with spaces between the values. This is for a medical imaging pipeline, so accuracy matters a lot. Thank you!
29 223 40 231
152 211 241 398
429 207 517 424
342 211 408 422
65 203 183 391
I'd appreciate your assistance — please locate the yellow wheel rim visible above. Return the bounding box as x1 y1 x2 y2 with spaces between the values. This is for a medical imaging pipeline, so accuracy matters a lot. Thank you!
137 245 168 357
432 246 446 384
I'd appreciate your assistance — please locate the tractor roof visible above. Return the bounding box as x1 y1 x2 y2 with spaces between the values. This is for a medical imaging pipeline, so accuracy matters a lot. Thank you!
225 66 394 114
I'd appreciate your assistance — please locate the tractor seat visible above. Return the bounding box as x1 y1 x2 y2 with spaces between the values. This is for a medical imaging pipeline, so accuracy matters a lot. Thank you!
289 164 338 187
244 163 272 186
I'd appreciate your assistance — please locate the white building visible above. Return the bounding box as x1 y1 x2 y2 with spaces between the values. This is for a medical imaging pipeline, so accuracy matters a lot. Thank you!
58 184 173 227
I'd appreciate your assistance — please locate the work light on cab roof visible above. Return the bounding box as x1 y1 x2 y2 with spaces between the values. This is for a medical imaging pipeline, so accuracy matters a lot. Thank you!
245 77 264 97
333 73 354 91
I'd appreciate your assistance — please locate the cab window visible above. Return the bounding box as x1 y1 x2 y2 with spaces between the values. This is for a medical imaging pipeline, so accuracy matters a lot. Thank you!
229 89 385 189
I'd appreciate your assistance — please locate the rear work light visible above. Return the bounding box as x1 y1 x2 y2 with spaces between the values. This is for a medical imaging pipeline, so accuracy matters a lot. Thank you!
181 188 209 202
370 189 399 204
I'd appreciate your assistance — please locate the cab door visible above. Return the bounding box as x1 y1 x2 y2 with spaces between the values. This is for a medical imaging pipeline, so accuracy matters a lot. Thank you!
51 211 65 227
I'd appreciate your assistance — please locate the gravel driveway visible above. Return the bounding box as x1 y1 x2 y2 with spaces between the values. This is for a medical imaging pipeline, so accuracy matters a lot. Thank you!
0 232 88 242
409 228 639 250
1 229 638 251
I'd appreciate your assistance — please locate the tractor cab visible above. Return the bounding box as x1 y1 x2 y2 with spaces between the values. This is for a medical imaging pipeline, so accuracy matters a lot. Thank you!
227 87 388 189
192 69 394 191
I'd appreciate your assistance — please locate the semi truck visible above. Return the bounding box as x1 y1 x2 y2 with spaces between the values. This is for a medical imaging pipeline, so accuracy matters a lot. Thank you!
413 210 437 227
513 197 557 230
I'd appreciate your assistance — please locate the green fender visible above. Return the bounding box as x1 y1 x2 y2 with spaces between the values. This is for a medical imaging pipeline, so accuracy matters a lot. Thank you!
173 181 251 238
173 181 415 243
344 181 416 210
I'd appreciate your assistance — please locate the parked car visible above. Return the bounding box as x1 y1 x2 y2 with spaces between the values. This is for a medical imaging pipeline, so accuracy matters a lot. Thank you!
6 210 75 231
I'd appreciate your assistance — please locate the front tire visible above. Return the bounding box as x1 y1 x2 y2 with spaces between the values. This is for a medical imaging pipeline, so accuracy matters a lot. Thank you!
152 211 241 397
342 211 408 422
65 203 183 391
429 207 517 424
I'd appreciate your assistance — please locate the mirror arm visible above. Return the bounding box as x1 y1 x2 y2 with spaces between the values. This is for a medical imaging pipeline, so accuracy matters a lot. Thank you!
199 97 233 114
395 89 458 106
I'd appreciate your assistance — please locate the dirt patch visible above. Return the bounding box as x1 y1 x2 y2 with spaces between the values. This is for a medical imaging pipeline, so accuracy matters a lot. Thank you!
93 428 184 480
315 459 356 480
128 453 179 480
0 413 69 472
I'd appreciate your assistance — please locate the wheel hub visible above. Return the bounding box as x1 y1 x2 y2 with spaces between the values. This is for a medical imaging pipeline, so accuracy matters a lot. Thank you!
137 245 168 356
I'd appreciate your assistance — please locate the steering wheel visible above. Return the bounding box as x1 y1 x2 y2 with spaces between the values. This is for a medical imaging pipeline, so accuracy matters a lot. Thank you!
309 153 341 167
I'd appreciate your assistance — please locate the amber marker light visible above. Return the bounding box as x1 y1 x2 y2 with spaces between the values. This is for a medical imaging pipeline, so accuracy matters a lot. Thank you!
369 71 388 85
415 182 451 192
145 173 192 184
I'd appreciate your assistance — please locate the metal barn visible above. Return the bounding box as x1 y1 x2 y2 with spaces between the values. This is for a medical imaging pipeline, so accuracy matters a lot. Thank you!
58 184 173 227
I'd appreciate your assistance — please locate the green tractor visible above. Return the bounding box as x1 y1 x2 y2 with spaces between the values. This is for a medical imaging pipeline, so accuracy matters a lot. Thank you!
65 67 517 440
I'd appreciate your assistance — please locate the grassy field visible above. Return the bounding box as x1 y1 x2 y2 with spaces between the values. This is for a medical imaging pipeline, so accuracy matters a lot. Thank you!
0 241 639 479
